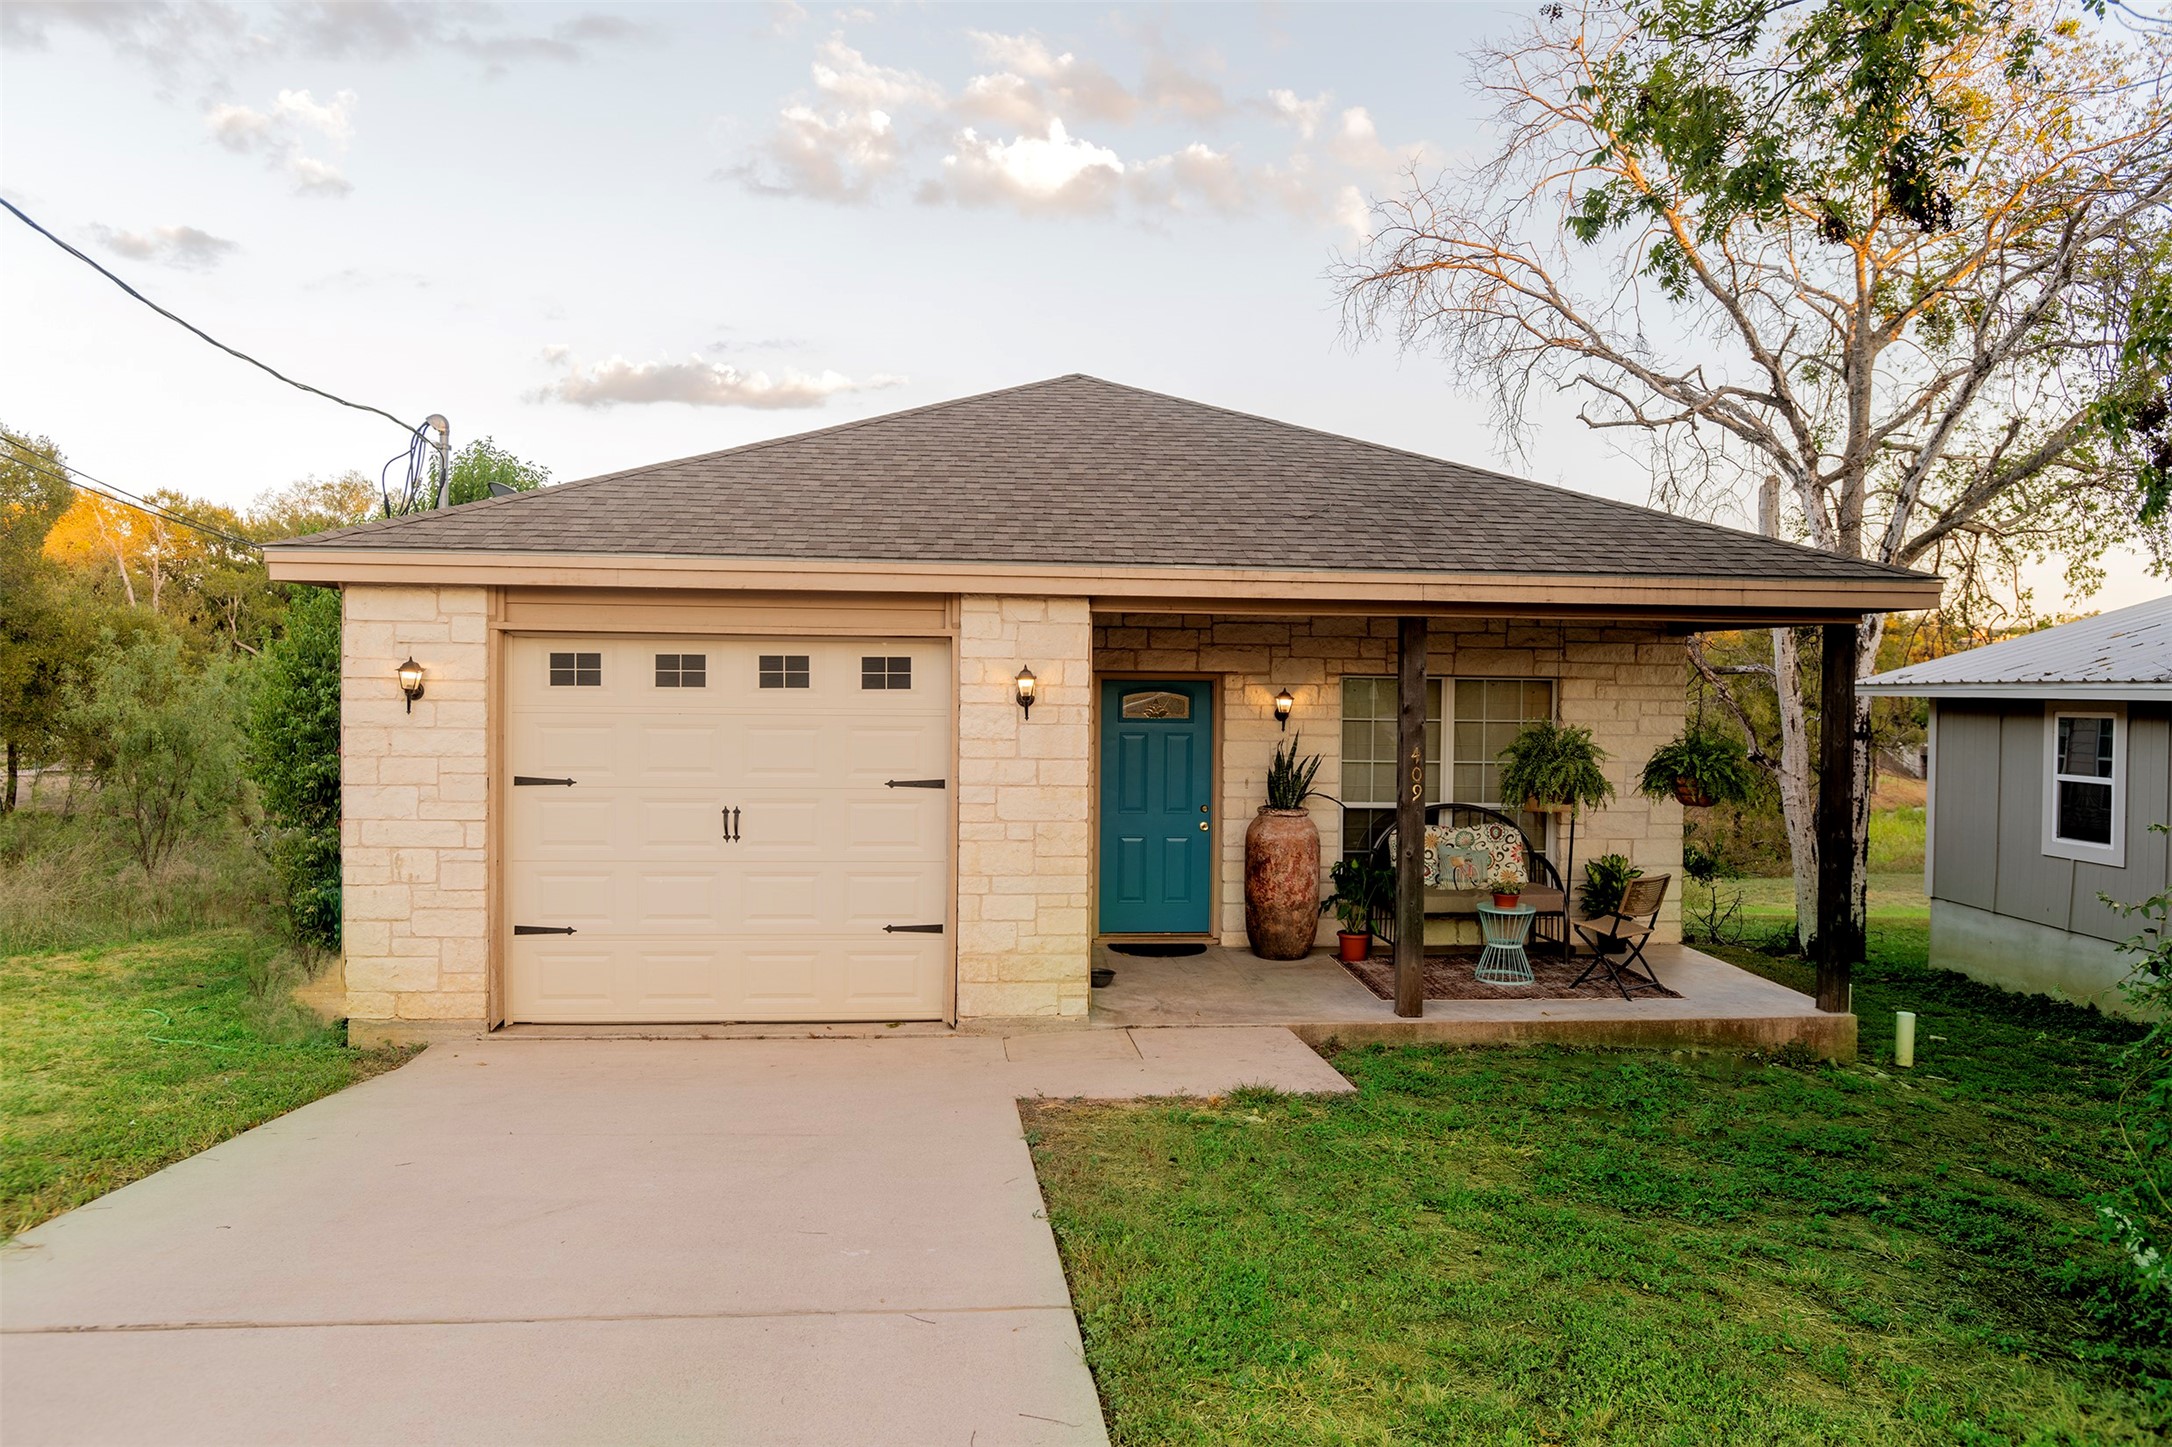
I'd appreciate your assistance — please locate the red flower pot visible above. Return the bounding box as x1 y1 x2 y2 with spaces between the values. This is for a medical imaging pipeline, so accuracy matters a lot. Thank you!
1337 930 1372 963
1492 891 1523 909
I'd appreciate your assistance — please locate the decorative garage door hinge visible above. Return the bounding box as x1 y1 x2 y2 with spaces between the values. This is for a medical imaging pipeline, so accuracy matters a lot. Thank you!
883 923 945 933
513 776 577 787
513 925 578 935
883 778 947 789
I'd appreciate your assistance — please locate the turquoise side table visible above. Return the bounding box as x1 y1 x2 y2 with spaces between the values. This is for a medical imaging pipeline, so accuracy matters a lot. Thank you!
1475 904 1538 985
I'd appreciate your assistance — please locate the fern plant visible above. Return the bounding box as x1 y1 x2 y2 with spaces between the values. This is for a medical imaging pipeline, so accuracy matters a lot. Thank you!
1639 722 1759 808
1498 720 1614 816
1265 734 1324 809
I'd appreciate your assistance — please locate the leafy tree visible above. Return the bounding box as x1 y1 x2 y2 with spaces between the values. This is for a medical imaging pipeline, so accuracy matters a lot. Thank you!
245 471 380 540
248 587 343 949
445 437 550 507
68 631 244 875
1338 0 2172 946
1 429 89 812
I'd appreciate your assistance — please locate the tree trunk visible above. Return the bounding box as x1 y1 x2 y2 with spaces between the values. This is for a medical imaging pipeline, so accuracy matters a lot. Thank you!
1771 626 1820 949
1815 621 1864 1012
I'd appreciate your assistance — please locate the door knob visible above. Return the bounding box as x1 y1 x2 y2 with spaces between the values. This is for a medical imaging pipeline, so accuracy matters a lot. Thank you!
1199 820 1209 831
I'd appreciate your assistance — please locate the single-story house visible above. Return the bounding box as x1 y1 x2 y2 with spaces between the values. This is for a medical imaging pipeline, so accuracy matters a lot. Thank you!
265 375 1938 1043
1861 595 2172 1016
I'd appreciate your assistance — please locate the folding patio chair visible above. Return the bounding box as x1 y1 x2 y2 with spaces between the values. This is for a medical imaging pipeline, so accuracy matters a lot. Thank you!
1570 873 1672 1001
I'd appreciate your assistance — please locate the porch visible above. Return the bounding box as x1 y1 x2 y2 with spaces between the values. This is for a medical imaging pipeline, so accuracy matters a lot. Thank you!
1085 941 1856 1061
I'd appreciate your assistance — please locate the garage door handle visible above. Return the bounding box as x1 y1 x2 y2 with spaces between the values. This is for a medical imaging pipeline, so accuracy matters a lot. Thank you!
722 806 741 842
883 923 944 934
513 925 578 935
884 778 947 789
514 776 576 787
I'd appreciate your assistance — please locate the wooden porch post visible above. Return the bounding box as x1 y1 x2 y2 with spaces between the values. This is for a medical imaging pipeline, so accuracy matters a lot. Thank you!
1815 619 1862 1014
1395 617 1427 1018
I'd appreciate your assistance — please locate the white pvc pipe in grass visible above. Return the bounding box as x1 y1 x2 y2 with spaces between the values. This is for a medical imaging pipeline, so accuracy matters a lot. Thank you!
1894 1011 1917 1068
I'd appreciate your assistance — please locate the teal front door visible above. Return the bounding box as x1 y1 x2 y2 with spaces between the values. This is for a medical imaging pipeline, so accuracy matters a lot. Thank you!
1098 680 1214 934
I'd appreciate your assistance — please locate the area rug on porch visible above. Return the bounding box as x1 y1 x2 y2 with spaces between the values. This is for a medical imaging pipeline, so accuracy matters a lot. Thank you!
1339 953 1682 1002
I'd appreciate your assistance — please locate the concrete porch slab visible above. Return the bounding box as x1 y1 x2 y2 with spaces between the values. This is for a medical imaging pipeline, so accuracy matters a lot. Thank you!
1089 943 1856 1061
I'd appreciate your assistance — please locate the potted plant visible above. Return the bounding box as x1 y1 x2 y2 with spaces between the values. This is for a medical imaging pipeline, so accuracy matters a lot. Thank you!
1245 734 1324 959
1486 855 1526 910
1578 854 1645 937
1638 721 1758 809
1498 719 1615 931
1322 855 1394 963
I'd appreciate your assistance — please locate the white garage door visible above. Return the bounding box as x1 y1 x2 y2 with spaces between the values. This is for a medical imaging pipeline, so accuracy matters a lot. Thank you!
504 636 951 1023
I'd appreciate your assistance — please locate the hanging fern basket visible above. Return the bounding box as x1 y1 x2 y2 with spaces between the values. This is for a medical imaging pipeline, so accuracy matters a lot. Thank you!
1671 777 1717 809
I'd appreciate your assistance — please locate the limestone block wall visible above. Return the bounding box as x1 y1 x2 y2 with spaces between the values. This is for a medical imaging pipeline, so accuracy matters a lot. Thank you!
956 595 1094 1017
339 585 491 1043
1092 615 1686 946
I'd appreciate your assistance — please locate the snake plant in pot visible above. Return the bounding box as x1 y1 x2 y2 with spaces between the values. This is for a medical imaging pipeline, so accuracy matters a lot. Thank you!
1498 719 1614 932
1246 734 1324 959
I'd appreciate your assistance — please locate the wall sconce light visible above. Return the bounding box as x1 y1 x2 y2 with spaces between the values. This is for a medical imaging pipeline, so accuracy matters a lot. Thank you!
1273 686 1295 731
396 656 426 713
1015 665 1037 719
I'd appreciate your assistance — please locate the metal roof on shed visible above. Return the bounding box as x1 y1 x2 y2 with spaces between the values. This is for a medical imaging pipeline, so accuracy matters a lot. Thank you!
1860 594 2172 699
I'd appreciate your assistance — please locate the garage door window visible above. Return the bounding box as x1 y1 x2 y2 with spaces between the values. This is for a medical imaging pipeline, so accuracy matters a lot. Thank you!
861 656 912 690
655 653 707 688
548 651 601 687
759 654 810 689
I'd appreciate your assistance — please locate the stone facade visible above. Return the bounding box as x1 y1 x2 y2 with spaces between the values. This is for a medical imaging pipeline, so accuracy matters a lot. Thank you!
955 595 1095 1017
331 584 1687 1036
1092 614 1687 947
339 585 491 1044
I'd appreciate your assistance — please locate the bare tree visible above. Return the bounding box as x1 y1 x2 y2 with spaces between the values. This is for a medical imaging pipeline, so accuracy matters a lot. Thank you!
1338 0 2172 942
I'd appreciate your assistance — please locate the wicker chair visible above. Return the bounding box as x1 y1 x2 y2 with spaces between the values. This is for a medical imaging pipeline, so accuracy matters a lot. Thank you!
1366 803 1569 959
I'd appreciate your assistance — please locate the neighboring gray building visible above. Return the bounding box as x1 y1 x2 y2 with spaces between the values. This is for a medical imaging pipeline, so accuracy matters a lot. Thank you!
1861 596 2172 1016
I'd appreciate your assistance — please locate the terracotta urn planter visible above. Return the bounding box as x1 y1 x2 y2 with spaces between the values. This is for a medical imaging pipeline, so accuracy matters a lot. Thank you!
1337 930 1372 964
1245 807 1320 960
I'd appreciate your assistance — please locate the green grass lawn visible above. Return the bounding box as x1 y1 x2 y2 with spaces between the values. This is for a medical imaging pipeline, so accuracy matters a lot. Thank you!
0 927 413 1237
1028 925 2168 1443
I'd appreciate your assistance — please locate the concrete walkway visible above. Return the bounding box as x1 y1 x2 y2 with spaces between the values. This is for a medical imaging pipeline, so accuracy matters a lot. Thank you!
2 1029 1347 1446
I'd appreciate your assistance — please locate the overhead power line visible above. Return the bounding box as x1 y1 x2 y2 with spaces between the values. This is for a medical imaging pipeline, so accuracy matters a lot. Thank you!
1 197 419 435
1 435 262 552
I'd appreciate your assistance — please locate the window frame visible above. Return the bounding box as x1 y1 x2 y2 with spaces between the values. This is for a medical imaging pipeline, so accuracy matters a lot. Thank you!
2041 701 2125 867
547 650 602 688
1337 675 1555 859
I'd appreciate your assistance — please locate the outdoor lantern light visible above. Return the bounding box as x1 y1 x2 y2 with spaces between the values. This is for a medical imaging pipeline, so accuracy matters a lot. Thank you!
1015 665 1037 719
396 657 425 713
1273 687 1295 731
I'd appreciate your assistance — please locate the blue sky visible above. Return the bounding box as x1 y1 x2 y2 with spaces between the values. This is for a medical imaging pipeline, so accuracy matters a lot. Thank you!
0 1 2154 610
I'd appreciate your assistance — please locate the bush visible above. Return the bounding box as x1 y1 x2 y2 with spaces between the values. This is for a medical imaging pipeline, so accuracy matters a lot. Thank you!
248 587 342 950
68 631 243 876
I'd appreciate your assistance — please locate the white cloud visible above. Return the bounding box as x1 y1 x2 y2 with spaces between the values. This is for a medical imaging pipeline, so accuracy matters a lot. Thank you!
810 34 942 110
963 30 1136 125
3 2 647 89
534 353 905 409
930 120 1127 214
203 88 356 196
1129 143 1248 217
85 222 240 271
1267 88 1328 140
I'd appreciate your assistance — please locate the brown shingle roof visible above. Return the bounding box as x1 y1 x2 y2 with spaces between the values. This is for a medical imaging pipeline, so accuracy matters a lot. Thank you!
271 375 1925 583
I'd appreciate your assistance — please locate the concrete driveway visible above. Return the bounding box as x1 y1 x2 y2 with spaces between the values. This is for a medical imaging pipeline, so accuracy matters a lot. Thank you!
1 1028 1347 1446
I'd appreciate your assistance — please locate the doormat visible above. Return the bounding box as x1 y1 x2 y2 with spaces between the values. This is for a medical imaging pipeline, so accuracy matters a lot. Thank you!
1339 952 1680 1002
1107 943 1208 957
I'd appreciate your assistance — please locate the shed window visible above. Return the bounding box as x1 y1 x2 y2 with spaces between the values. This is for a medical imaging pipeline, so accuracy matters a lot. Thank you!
655 654 707 688
759 654 810 689
2045 707 2123 864
548 652 601 687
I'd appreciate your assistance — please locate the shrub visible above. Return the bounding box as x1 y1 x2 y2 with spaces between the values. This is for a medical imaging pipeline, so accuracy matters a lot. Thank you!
248 587 342 950
68 631 243 876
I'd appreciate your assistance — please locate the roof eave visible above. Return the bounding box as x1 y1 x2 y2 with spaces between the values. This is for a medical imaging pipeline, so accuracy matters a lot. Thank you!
265 546 1941 620
1858 680 2172 698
